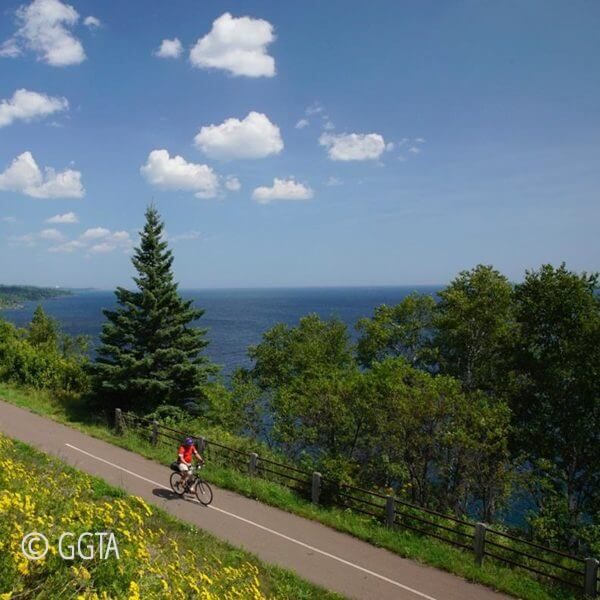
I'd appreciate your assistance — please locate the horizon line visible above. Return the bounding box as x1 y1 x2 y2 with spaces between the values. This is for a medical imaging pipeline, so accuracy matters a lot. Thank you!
2 283 446 292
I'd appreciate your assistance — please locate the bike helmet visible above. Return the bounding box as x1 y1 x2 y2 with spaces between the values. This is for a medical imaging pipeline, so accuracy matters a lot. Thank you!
184 437 194 446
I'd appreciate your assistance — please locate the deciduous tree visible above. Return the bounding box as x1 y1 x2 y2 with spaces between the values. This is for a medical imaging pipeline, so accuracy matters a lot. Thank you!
356 293 436 368
434 264 514 393
510 264 600 550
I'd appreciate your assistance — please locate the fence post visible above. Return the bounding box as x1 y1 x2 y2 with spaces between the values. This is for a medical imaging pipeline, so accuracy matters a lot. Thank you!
311 472 322 505
150 420 158 446
198 436 206 452
385 495 395 528
249 452 258 476
473 522 487 566
584 557 599 598
115 408 123 435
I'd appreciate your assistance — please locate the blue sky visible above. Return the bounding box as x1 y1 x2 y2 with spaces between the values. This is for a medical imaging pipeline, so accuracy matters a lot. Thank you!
0 0 599 289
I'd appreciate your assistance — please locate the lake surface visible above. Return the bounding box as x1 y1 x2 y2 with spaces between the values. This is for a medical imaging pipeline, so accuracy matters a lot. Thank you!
0 287 439 373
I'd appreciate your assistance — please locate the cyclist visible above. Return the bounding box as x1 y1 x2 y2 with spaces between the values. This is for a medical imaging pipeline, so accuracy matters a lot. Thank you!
177 437 204 491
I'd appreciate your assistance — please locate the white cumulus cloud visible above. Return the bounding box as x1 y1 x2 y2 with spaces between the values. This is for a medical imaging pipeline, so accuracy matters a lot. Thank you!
87 230 132 254
0 152 84 198
141 149 219 199
225 176 241 191
319 132 386 161
39 227 64 242
305 102 323 116
194 111 283 160
83 15 101 29
155 38 182 59
50 228 132 254
252 178 313 204
189 12 275 77
0 39 21 58
80 227 110 240
46 211 78 224
2 0 86 66
48 239 84 252
295 119 309 130
0 89 68 128
88 242 116 254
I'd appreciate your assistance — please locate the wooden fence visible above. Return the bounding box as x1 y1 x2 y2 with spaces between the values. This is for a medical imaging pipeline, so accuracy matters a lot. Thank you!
115 408 599 598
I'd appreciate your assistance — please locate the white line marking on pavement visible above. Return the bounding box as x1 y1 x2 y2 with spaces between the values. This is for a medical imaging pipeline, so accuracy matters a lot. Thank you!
64 442 438 600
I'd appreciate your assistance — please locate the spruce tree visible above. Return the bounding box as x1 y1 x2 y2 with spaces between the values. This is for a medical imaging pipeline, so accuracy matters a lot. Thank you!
94 206 215 412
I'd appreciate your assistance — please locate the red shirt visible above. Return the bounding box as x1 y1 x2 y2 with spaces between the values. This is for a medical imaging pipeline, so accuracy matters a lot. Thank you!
178 444 195 463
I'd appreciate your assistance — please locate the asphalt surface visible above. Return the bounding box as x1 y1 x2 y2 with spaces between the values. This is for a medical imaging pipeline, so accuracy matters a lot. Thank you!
0 400 511 600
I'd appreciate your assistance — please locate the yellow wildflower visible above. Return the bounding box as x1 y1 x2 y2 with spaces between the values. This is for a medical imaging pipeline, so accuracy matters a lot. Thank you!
127 581 140 600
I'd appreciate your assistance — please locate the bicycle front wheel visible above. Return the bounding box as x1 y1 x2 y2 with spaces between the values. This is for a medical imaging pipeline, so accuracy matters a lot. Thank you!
195 479 213 505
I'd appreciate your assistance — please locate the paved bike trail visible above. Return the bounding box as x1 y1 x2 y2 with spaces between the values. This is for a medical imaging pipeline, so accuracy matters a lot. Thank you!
0 401 511 600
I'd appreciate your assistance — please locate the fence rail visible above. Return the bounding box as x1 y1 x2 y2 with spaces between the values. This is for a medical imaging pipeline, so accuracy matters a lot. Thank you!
115 408 599 598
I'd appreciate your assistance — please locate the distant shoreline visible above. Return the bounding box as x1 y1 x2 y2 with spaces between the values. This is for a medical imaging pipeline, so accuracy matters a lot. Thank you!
61 284 443 293
0 285 73 311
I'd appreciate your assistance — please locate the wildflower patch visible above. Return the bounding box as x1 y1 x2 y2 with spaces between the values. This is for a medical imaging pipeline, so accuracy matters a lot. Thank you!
0 433 334 599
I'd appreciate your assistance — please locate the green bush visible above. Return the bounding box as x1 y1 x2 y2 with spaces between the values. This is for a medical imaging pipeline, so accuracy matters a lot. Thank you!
0 313 89 394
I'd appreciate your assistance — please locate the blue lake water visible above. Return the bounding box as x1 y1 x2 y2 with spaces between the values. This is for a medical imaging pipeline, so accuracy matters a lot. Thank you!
1 286 439 374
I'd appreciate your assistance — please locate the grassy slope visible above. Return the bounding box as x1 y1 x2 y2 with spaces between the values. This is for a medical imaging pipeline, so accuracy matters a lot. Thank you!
0 383 580 600
0 432 341 599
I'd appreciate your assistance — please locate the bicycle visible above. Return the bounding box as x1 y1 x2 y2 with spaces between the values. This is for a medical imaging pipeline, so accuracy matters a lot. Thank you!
170 461 213 505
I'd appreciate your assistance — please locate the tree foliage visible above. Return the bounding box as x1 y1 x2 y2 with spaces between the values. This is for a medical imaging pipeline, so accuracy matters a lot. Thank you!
248 314 355 390
93 206 216 412
358 359 511 516
434 264 514 392
0 308 88 393
3 251 595 553
509 264 600 550
356 293 436 368
240 316 511 520
232 262 597 549
28 305 59 348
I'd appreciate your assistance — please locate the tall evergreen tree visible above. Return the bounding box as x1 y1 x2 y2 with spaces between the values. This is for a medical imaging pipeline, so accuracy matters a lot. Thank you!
94 206 216 412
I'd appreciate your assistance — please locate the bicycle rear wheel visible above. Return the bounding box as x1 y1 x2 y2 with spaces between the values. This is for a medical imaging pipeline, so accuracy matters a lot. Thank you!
195 479 213 505
170 472 186 497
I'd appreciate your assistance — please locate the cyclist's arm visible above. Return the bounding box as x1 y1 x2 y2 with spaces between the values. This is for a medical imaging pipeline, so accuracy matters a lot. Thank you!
193 448 204 463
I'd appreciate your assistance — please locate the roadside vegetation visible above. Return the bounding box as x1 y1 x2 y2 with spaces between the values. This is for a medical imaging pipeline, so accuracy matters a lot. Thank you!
0 432 340 599
0 384 582 600
0 206 598 599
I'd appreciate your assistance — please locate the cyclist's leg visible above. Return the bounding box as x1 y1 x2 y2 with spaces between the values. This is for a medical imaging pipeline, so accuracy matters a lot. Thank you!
178 462 190 487
188 468 197 492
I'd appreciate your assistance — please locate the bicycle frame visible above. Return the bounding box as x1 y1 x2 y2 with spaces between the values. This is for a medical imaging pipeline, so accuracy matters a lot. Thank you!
184 463 203 487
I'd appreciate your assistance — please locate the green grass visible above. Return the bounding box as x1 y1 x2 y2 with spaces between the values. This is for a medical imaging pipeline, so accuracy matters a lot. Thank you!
1 433 341 599
0 383 583 600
